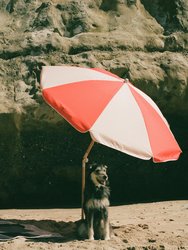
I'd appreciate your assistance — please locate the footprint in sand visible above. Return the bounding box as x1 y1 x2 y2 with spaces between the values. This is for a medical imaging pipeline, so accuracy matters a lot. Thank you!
138 224 149 230
148 238 156 243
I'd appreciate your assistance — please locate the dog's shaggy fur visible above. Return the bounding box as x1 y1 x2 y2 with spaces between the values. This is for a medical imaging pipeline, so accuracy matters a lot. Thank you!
78 163 110 240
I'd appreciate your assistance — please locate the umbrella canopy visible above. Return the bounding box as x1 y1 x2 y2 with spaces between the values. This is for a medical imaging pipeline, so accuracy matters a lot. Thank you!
40 66 181 163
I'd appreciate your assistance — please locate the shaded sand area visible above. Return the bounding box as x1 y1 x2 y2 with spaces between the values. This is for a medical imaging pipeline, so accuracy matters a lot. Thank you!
0 200 188 249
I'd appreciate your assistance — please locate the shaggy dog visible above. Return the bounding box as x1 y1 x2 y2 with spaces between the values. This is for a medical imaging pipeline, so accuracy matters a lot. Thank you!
78 164 110 240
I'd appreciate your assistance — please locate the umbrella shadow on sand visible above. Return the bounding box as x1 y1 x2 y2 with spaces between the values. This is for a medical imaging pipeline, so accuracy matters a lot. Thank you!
0 219 80 243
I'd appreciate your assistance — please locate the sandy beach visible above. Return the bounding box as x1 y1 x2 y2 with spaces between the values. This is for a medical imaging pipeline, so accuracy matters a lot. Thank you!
0 200 188 250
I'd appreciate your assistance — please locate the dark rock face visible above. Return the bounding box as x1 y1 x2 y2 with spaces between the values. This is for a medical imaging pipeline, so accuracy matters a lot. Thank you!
141 0 188 34
0 0 187 207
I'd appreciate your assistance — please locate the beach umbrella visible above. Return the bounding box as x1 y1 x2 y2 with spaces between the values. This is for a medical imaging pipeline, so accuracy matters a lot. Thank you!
40 66 182 218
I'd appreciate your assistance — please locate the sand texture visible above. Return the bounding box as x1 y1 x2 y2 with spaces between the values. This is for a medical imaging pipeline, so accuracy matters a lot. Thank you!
0 200 188 250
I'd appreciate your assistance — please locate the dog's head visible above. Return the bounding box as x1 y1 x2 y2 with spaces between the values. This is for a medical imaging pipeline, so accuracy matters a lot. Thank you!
89 163 109 187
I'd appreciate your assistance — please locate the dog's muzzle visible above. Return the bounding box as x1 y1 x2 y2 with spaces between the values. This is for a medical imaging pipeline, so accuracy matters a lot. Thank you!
98 174 108 185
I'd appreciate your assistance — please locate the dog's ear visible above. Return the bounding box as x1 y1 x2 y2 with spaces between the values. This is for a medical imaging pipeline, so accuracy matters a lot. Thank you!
90 163 97 168
104 165 108 169
89 164 93 170
101 164 108 171
88 163 108 172
88 163 97 172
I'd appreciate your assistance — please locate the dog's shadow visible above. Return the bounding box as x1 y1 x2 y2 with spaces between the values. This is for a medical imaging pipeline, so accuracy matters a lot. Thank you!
0 218 82 243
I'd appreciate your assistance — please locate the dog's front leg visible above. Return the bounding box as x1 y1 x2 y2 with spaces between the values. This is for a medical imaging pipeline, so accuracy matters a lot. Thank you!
103 210 110 240
104 219 110 240
87 211 94 240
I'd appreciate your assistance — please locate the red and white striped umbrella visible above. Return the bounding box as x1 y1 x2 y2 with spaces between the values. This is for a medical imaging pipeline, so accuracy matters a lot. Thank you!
40 66 181 163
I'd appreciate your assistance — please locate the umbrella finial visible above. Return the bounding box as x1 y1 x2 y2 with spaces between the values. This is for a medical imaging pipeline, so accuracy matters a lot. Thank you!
125 78 129 83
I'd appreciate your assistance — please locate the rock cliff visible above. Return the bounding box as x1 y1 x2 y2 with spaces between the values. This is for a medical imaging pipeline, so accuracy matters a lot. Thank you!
0 0 187 207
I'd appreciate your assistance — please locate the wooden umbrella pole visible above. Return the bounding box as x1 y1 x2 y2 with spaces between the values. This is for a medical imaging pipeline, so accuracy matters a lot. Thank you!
81 139 95 220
